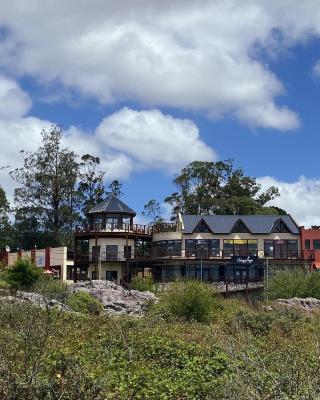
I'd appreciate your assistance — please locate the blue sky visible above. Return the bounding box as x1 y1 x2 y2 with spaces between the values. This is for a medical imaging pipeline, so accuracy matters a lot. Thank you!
1 1 320 226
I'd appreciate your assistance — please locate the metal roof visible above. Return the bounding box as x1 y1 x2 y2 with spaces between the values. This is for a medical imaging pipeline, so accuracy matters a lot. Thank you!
181 214 300 234
88 195 136 216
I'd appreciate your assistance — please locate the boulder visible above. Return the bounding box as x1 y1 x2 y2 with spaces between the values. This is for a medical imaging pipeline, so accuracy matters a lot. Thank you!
276 297 320 312
69 280 158 316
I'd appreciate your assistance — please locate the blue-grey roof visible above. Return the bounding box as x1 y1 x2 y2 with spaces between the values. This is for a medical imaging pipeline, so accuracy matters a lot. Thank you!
88 195 136 216
181 215 300 234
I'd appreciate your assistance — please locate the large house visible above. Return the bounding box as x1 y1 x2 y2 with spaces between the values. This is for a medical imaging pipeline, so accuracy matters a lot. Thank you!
73 195 310 284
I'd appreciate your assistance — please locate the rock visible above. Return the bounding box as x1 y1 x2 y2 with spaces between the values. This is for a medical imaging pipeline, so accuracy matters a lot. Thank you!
0 291 71 312
68 280 159 316
275 297 320 312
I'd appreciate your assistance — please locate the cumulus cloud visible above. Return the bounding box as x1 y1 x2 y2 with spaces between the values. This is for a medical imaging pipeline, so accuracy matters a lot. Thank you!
0 76 215 200
0 0 315 130
258 176 320 227
0 75 31 119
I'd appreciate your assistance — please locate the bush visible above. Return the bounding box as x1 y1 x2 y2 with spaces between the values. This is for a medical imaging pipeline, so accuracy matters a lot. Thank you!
66 291 103 314
4 258 42 290
32 274 68 302
160 280 219 323
130 276 158 293
268 269 320 299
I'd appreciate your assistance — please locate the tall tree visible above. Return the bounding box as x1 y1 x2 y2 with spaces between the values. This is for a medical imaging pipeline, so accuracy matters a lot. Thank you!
0 186 12 249
142 199 164 224
165 160 281 218
77 154 106 218
10 126 79 247
106 180 123 198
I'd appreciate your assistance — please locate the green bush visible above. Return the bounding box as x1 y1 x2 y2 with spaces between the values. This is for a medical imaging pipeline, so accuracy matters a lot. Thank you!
4 258 42 290
130 275 158 293
66 291 103 314
160 280 219 323
32 274 68 302
268 269 320 299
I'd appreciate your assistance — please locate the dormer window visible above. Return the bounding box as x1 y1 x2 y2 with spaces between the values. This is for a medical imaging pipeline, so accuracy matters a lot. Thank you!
193 219 212 233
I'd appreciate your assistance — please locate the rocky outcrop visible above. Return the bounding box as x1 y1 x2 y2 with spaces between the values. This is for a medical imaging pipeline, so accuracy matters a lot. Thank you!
0 290 70 311
69 280 158 316
275 297 320 312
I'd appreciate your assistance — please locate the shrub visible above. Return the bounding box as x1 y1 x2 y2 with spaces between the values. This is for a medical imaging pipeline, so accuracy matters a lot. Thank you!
66 291 103 314
160 280 219 323
32 274 68 302
130 276 158 293
268 268 320 299
4 258 42 290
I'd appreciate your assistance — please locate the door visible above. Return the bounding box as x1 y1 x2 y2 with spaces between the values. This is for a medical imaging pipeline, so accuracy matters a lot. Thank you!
106 270 118 281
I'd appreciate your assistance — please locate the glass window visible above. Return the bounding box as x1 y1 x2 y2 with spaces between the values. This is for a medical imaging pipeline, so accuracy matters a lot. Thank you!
264 240 273 257
106 245 118 260
305 239 310 250
233 239 248 256
314 240 320 250
195 239 209 258
185 240 195 257
91 245 100 262
248 240 258 256
223 240 234 257
210 239 220 257
274 240 287 259
288 240 298 257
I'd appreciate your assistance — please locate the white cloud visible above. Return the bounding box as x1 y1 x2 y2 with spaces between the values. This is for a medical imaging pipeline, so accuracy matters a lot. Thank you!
0 0 316 129
0 76 215 201
0 75 31 119
313 60 320 78
95 108 216 172
258 176 320 227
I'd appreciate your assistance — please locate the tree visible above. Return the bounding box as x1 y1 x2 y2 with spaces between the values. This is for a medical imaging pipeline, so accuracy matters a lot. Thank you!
165 160 281 218
0 186 12 250
142 199 164 224
106 180 123 198
77 154 106 219
4 258 42 289
10 126 79 247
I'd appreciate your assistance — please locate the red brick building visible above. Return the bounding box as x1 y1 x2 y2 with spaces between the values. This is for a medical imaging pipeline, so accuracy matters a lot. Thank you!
299 226 320 268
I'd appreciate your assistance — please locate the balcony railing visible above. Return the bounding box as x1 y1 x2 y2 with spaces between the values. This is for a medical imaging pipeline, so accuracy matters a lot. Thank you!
76 223 152 235
152 222 181 233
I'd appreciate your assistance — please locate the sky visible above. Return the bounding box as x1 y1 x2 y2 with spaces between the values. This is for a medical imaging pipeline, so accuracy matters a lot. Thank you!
1 1 320 226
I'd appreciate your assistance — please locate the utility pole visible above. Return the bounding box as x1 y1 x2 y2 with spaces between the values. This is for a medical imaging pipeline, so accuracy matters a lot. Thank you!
200 244 203 282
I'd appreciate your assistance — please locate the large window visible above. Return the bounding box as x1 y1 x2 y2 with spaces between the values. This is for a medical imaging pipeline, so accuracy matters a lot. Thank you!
185 239 220 257
153 240 181 257
305 239 310 250
264 239 298 258
223 240 258 257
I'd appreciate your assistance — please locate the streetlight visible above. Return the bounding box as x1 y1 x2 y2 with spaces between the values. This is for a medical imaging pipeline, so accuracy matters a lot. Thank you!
200 244 203 282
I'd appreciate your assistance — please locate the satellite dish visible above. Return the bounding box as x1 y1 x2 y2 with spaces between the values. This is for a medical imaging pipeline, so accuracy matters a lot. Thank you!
5 245 10 253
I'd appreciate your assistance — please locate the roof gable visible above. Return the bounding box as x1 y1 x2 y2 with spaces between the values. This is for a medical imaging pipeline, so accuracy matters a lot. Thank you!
271 218 291 233
193 219 212 233
230 219 251 233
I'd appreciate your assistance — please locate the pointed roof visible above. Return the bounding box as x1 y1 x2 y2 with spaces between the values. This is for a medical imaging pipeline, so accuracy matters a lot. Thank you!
88 195 136 216
181 215 299 234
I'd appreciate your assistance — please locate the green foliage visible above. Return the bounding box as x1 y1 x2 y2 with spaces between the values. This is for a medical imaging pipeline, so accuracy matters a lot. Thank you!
160 280 219 323
66 291 103 314
4 258 42 289
142 199 164 223
165 160 282 218
106 179 123 198
268 268 320 299
130 276 158 293
32 274 68 302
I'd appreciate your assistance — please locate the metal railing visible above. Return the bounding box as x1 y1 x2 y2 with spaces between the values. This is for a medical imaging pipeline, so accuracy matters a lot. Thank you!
75 223 152 235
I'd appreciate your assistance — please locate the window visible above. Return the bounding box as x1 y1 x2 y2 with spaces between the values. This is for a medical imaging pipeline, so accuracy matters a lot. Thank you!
195 239 210 258
91 245 100 262
106 271 118 281
153 240 181 257
223 239 257 257
305 239 310 250
274 240 287 258
106 245 118 260
264 240 273 257
314 240 320 250
288 240 298 257
210 239 220 257
124 245 132 258
223 240 234 256
185 240 195 257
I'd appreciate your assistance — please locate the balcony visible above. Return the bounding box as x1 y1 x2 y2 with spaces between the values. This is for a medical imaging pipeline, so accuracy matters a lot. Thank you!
75 222 152 236
152 222 181 234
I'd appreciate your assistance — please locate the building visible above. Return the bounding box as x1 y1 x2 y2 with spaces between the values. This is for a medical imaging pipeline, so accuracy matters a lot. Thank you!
299 226 320 269
74 195 309 284
0 247 74 282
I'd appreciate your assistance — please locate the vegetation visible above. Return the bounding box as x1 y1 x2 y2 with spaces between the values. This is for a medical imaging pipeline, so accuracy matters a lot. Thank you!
66 291 103 314
268 268 320 299
164 160 285 218
130 275 158 293
159 280 219 323
4 258 42 289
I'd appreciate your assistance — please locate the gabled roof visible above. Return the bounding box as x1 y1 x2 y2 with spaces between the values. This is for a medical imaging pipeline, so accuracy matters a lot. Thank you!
181 215 300 234
88 195 136 216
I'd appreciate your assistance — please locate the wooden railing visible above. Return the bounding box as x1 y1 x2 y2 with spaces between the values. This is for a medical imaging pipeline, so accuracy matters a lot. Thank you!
75 223 152 235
